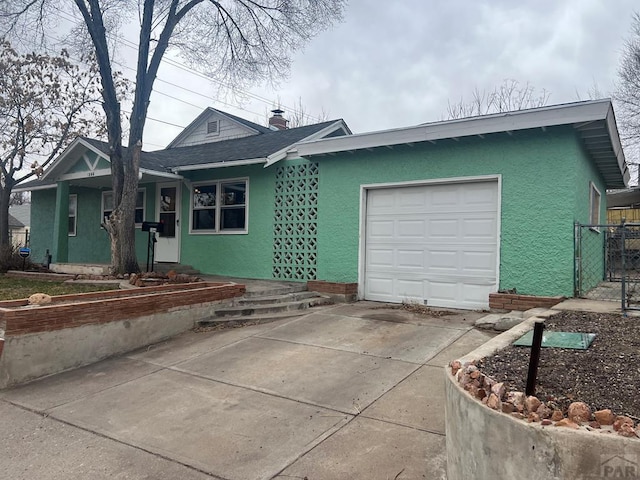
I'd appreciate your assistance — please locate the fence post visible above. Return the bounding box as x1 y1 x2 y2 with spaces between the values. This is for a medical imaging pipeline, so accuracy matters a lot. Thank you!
621 220 627 311
574 222 581 298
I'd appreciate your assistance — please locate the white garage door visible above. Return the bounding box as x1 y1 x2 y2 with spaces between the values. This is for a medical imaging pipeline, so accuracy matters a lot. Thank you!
364 180 499 309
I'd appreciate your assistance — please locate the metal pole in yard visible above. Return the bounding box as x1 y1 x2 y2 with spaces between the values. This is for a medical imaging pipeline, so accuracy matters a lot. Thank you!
621 221 627 311
525 321 545 396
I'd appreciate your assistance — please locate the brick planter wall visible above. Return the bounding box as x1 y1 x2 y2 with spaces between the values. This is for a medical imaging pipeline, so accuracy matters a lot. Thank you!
307 280 358 302
1 282 245 336
0 282 245 388
489 293 565 311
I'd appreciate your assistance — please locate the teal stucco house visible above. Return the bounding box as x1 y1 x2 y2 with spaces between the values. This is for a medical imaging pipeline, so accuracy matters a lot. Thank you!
19 99 628 310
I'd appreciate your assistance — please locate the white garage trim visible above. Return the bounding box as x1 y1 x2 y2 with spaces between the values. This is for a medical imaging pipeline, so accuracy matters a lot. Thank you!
358 175 502 309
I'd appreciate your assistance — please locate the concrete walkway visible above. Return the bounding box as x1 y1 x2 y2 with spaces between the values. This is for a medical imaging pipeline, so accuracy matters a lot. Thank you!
0 302 492 480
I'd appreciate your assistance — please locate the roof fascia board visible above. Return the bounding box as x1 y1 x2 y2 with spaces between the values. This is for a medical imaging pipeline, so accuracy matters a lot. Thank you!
139 168 183 180
294 101 613 157
13 183 57 193
604 104 630 186
58 168 112 182
265 120 349 167
171 158 267 172
40 137 110 181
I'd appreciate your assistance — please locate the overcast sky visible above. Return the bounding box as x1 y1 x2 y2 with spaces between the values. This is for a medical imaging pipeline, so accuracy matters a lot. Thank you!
123 1 639 155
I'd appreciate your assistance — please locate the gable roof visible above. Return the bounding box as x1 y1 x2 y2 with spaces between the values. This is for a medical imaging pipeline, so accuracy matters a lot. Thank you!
9 204 30 226
8 213 23 228
14 116 350 191
290 99 629 188
166 107 273 148
81 120 346 172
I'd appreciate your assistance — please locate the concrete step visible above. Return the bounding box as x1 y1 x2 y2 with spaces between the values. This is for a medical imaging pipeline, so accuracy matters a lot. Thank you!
197 310 309 328
234 291 321 306
213 296 333 318
151 263 201 276
242 283 308 298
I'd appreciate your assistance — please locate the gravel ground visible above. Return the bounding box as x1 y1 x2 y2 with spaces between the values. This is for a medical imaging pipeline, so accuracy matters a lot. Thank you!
479 310 640 419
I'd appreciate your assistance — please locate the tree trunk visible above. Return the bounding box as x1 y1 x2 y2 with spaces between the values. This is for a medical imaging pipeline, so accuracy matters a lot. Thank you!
0 183 12 247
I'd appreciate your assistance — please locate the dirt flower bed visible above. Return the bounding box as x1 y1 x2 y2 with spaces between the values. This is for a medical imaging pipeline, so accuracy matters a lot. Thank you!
451 310 640 438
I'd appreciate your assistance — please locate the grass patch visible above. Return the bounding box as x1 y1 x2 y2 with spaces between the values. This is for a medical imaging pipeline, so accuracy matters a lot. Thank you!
0 275 116 300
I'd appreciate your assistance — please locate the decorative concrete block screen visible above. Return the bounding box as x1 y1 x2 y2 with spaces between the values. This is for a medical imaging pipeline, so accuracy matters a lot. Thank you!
273 162 318 281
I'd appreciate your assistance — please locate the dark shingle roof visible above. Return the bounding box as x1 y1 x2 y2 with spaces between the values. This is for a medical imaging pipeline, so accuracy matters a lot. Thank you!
15 120 344 190
84 121 339 171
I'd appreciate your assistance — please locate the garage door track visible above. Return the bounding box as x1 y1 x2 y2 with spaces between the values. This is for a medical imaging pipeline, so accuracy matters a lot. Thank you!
1 302 492 480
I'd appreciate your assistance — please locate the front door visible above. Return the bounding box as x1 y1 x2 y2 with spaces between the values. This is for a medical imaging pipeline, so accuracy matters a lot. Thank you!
156 182 180 263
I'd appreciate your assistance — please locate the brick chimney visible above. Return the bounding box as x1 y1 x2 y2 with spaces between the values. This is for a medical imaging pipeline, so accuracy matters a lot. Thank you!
269 108 288 130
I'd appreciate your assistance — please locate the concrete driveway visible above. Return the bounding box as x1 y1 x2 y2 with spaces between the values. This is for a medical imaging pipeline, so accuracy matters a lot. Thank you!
1 302 492 480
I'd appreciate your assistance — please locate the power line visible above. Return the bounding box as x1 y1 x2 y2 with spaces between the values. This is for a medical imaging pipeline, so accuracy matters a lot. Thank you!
53 9 324 123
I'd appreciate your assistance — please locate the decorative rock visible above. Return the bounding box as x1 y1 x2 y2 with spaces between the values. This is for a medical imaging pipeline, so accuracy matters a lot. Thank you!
524 396 541 414
129 273 139 286
527 412 540 423
555 418 579 429
613 416 634 432
167 270 178 280
487 393 501 411
588 421 601 429
617 423 638 438
507 392 526 413
511 412 526 420
536 403 552 420
475 388 487 401
450 360 462 376
469 370 481 380
594 409 615 426
482 375 496 391
28 293 52 305
551 410 564 422
490 382 506 401
501 402 515 414
541 419 553 426
567 402 592 424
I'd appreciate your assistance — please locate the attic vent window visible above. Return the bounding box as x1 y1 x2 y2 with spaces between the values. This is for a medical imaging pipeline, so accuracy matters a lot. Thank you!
207 120 219 135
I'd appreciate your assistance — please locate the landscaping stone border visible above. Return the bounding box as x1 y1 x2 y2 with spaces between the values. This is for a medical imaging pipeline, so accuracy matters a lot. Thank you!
445 312 640 479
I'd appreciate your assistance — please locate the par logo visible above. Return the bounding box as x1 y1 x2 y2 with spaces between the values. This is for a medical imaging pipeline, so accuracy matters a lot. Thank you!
600 455 639 478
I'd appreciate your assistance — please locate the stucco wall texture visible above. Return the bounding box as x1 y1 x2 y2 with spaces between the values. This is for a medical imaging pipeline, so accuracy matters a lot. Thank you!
314 126 605 297
29 125 606 299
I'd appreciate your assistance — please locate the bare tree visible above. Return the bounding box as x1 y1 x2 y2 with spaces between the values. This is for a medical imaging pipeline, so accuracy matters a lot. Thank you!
1 0 346 274
9 191 29 206
0 40 103 247
446 79 550 119
615 12 640 146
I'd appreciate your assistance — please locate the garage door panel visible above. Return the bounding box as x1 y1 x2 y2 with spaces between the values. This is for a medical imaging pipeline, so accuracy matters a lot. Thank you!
364 180 498 309
461 251 496 273
427 250 459 271
398 189 428 208
396 279 424 299
427 219 459 238
368 219 395 239
431 188 459 206
367 248 394 267
397 249 425 269
462 218 497 238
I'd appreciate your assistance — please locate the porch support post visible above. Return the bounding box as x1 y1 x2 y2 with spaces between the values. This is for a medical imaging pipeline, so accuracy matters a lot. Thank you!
52 181 70 263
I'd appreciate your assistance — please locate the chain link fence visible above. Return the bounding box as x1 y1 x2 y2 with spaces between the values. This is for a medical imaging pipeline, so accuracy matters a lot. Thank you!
575 222 640 310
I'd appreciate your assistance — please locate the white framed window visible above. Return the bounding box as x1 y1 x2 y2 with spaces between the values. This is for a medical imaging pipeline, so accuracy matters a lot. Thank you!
207 120 220 136
102 189 146 226
191 179 248 234
589 182 601 229
68 194 77 236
